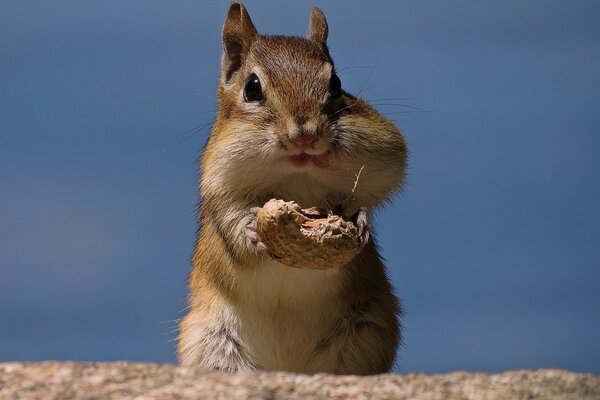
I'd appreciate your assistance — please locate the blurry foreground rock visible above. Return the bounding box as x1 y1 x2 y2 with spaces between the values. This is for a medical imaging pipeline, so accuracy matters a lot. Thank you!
0 362 598 400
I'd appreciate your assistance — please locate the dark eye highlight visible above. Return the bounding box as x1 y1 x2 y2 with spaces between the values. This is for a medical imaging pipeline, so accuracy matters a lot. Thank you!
243 73 263 102
330 73 342 97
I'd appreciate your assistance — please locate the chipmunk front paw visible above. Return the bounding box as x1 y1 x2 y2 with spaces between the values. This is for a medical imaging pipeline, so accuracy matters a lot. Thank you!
241 208 268 251
353 206 370 249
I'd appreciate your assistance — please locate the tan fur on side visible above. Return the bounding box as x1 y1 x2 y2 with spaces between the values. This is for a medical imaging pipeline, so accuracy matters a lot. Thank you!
178 3 407 375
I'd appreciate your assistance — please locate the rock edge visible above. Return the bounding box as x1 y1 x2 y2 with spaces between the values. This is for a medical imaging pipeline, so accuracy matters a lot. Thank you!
1 362 598 400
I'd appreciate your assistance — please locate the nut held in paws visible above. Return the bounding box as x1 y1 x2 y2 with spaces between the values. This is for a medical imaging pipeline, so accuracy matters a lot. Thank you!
255 199 359 270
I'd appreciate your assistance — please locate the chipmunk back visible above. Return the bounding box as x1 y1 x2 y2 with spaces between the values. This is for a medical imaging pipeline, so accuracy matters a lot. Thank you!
177 3 407 374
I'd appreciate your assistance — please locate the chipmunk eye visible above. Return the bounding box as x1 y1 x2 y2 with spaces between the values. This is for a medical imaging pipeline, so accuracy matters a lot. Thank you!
243 73 263 102
330 73 342 97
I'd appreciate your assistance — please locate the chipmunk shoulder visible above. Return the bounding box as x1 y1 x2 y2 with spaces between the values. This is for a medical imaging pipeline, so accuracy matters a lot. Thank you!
178 3 407 375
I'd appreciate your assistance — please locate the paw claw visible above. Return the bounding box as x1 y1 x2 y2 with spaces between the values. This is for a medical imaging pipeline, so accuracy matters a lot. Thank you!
242 219 267 252
353 207 369 249
242 226 260 242
250 207 261 216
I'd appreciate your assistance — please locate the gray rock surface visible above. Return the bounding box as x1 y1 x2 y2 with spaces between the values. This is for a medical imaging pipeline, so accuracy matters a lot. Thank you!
0 362 598 400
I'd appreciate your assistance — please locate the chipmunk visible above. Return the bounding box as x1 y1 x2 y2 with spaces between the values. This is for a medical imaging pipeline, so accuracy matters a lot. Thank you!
177 3 407 375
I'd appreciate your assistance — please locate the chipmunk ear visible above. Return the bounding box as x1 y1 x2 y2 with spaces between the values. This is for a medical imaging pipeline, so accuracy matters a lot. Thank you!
221 3 258 83
307 8 328 46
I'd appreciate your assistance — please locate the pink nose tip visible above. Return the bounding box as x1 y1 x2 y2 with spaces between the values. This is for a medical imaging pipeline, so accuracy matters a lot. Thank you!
291 133 316 148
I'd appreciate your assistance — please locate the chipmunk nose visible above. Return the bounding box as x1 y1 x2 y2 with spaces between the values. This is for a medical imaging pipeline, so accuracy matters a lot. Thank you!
290 116 316 148
290 132 316 148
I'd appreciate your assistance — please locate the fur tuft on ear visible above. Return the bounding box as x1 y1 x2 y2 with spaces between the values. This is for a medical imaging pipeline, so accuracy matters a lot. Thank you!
307 8 328 46
222 3 258 83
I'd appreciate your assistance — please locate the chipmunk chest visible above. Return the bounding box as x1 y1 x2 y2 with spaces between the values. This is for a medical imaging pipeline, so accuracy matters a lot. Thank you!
237 259 343 308
235 259 344 369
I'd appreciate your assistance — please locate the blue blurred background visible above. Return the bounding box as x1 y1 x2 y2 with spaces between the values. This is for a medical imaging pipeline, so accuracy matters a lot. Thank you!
1 1 599 373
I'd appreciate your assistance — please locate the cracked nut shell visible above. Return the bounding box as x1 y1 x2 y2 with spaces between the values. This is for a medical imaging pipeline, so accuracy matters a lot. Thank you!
256 199 359 270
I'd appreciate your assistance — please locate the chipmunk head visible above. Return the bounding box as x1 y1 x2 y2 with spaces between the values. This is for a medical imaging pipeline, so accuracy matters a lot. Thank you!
215 3 345 169
204 3 407 211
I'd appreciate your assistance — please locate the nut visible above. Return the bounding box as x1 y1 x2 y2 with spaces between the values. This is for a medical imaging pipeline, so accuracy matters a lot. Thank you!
255 199 359 270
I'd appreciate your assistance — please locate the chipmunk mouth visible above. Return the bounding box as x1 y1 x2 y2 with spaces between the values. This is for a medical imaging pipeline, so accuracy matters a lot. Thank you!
287 152 331 168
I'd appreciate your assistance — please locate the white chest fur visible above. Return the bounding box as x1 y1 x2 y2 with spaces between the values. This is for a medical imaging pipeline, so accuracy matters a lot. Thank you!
232 259 345 371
